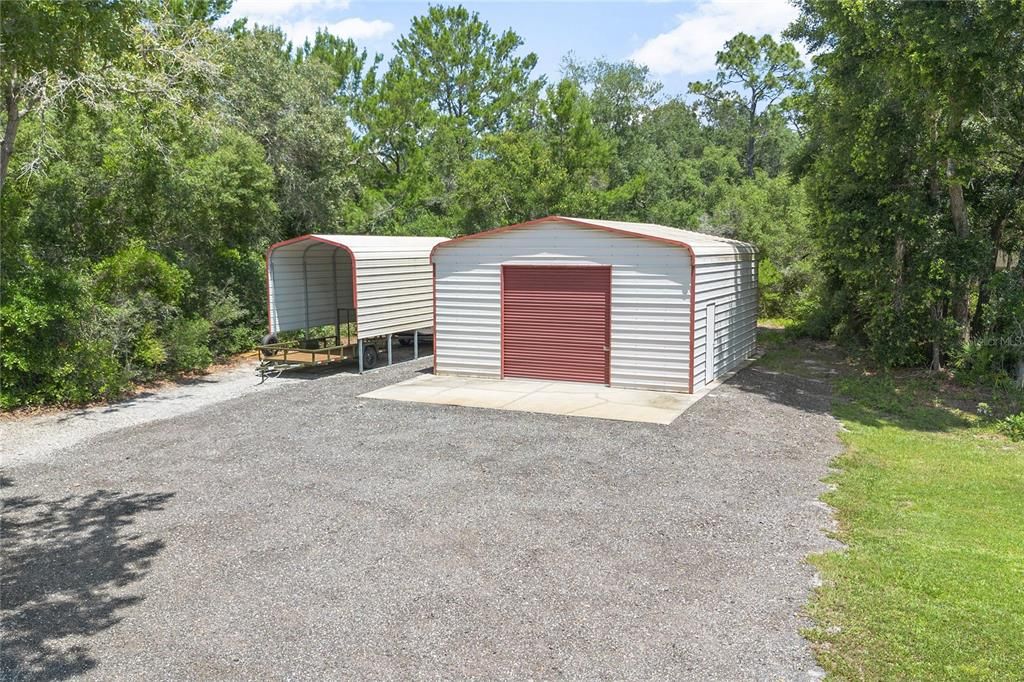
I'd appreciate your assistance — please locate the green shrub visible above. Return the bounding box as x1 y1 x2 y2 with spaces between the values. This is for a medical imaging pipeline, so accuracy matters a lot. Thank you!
134 323 168 369
758 257 784 317
204 289 258 358
1 242 255 408
951 341 1019 388
999 413 1024 442
957 268 1024 387
164 317 213 371
0 255 132 407
789 280 843 341
94 240 188 306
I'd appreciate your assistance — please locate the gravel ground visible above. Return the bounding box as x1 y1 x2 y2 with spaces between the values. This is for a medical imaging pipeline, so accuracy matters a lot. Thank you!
1 362 269 468
1 354 842 680
1 346 425 467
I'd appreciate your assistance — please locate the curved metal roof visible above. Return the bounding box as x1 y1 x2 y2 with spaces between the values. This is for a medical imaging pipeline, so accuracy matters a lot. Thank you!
559 217 756 257
430 216 755 259
266 234 448 338
270 234 448 259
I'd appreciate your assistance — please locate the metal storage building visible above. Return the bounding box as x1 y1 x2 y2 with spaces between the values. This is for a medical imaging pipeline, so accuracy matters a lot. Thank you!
267 234 446 365
430 216 757 393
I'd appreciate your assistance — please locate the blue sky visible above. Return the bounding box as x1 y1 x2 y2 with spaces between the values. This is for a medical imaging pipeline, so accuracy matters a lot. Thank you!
220 0 801 97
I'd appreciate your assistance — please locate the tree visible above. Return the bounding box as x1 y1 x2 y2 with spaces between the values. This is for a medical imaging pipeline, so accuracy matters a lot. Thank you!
455 129 563 229
689 33 804 178
632 100 711 227
539 79 611 198
0 0 144 197
711 172 813 316
221 24 362 236
789 0 1024 368
564 58 661 140
298 29 378 107
391 4 541 138
560 58 666 219
354 62 447 233
352 4 543 234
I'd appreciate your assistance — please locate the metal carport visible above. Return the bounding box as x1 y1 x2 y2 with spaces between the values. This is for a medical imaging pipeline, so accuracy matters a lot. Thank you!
266 234 447 371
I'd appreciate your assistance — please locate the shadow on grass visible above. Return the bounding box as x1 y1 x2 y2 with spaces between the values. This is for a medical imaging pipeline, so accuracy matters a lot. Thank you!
0 475 174 680
720 327 991 432
832 374 976 433
730 327 981 433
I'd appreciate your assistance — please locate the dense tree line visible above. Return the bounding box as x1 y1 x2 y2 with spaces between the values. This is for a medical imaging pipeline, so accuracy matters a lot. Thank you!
0 0 1020 408
789 0 1024 381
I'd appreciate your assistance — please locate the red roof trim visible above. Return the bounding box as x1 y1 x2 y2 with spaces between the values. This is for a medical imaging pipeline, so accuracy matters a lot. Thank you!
265 235 359 333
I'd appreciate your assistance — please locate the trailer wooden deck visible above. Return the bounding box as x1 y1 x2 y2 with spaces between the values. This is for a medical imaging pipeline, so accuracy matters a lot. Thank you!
256 335 362 380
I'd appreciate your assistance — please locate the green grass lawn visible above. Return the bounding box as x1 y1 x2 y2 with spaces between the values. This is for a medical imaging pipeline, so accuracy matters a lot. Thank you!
759 326 1024 680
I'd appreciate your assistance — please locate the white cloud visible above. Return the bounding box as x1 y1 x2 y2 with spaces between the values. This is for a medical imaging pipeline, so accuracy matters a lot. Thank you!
631 0 801 77
227 0 350 24
272 17 394 46
323 17 394 40
220 0 393 47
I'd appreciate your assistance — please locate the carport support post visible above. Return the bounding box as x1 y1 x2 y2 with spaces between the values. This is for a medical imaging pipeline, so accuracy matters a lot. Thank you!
387 334 393 366
332 250 340 346
358 339 364 374
301 245 311 340
414 330 419 360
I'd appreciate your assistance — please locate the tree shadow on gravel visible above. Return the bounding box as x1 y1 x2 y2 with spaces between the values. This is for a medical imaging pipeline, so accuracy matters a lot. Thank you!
713 330 842 419
725 362 836 417
1 475 173 680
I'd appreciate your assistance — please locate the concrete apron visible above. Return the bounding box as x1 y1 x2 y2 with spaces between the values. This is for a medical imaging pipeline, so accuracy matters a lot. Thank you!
359 358 757 425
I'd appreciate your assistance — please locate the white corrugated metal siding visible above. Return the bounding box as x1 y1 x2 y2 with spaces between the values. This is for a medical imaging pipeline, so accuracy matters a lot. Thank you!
691 252 758 388
268 241 354 333
433 221 693 391
268 235 446 339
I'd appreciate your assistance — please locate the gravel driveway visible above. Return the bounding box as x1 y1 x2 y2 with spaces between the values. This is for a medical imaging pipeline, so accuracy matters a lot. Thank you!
2 356 842 680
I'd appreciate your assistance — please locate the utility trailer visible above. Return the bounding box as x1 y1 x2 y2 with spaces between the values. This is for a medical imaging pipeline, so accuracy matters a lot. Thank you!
256 312 428 381
256 337 359 381
260 234 446 380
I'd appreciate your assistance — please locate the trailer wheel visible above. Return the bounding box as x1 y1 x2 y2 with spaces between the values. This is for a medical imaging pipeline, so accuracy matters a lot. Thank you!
362 344 378 369
260 333 279 357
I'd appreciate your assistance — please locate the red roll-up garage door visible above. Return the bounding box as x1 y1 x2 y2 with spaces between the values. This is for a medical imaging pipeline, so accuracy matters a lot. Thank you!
501 265 611 384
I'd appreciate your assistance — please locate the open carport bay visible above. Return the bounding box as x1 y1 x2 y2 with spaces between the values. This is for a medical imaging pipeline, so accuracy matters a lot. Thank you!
1 358 842 680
